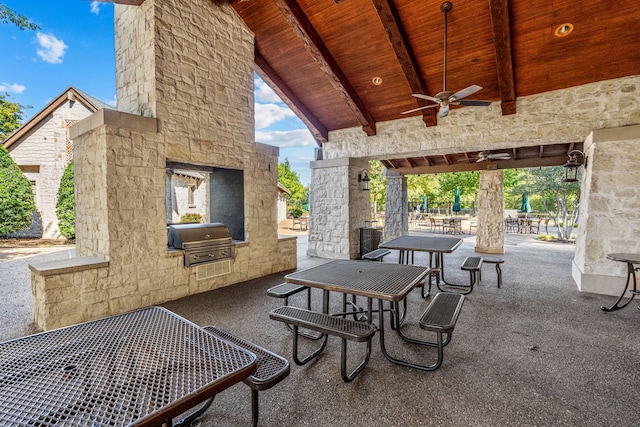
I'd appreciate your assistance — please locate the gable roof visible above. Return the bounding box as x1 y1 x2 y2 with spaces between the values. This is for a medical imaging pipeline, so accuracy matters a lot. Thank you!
2 86 111 150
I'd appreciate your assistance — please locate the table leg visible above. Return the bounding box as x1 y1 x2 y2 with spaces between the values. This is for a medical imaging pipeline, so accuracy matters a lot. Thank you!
601 263 639 312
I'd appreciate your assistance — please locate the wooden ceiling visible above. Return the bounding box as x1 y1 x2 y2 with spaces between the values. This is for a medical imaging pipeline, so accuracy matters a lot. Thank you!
114 0 640 173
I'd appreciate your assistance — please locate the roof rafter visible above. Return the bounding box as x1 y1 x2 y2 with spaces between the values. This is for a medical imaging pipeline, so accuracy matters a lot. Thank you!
254 49 328 144
273 0 376 136
372 0 437 127
489 0 516 116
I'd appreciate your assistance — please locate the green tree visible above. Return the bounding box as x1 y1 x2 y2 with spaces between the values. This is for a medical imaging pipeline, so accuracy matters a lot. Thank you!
0 145 35 234
368 160 386 213
56 161 75 239
511 167 580 240
278 159 307 213
0 4 40 30
0 94 27 140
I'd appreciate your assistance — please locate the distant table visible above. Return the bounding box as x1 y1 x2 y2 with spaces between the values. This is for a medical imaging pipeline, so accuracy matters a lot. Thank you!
0 307 257 426
380 235 463 286
602 253 640 312
285 260 436 371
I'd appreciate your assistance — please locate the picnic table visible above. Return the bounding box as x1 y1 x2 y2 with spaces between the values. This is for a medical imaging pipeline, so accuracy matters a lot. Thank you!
0 307 257 426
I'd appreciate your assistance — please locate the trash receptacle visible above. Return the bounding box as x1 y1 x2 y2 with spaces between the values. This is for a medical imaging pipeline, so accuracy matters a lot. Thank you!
359 226 383 259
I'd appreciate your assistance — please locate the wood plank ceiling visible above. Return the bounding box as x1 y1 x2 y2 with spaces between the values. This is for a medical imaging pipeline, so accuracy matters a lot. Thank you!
114 0 640 173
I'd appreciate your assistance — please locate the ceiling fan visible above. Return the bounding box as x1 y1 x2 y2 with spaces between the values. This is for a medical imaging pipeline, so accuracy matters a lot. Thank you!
474 150 511 162
402 2 492 118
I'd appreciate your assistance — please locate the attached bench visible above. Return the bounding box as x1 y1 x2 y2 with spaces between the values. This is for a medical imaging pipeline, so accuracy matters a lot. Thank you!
173 325 290 427
480 256 504 288
267 283 322 340
362 248 391 262
438 256 482 295
269 306 377 382
418 292 465 370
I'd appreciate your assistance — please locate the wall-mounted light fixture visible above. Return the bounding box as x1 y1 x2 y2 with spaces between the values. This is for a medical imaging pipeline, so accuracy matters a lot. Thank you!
358 170 370 191
563 150 586 182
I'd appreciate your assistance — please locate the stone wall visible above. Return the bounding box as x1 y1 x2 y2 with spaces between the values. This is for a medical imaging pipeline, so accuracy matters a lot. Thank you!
307 158 370 259
476 170 504 254
322 76 640 161
573 125 640 296
28 0 297 330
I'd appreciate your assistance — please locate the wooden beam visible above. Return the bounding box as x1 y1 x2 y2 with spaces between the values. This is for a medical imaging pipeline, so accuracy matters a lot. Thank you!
489 0 516 116
274 0 377 136
255 49 328 144
387 155 572 175
372 0 437 127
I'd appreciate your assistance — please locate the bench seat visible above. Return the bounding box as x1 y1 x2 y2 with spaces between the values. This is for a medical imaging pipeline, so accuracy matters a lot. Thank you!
173 325 290 427
362 248 391 262
270 306 376 382
418 292 465 370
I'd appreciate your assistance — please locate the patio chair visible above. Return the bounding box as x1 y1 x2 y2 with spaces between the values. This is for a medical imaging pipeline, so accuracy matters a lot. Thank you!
531 218 549 234
429 217 443 233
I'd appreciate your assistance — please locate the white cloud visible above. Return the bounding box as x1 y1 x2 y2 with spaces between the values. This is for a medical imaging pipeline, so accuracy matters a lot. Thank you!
0 82 26 94
256 129 315 148
90 1 101 15
255 102 296 129
254 78 283 103
36 33 68 64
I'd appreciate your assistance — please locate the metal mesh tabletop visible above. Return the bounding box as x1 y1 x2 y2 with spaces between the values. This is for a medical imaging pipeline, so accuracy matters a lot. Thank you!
379 235 463 253
285 260 428 301
0 307 256 427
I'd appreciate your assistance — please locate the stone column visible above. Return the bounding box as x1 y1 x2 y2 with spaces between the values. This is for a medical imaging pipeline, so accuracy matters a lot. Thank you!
475 170 504 254
573 125 640 295
384 170 408 241
308 158 370 259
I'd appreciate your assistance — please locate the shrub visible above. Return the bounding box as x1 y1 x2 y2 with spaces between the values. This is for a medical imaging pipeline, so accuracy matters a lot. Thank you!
0 145 35 234
56 161 75 239
180 213 202 223
289 207 303 218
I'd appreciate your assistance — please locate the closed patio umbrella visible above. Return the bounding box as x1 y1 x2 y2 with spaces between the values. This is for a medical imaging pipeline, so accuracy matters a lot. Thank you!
422 195 428 212
452 188 461 214
520 194 531 216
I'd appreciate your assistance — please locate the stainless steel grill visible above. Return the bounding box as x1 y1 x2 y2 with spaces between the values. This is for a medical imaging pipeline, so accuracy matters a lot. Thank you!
168 223 235 267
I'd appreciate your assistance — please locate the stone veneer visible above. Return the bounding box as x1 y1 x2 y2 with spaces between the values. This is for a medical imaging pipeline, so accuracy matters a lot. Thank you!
573 125 640 296
307 158 370 259
475 170 504 254
28 0 297 330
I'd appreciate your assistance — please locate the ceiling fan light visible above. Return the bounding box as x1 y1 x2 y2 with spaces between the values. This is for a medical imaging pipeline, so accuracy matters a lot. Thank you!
372 77 383 86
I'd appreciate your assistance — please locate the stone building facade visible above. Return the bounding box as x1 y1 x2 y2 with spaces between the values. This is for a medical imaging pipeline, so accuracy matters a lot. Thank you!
2 87 108 239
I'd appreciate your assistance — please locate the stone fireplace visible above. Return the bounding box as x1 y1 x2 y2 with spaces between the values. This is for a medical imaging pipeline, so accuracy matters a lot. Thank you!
28 0 297 330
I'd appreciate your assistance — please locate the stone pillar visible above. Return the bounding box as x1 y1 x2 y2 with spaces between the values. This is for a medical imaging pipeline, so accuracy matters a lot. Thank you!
307 158 370 259
384 170 408 241
573 125 640 295
475 170 505 254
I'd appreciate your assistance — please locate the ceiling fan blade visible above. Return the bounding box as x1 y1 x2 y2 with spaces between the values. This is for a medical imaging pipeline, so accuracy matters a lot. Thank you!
451 85 483 100
411 93 441 103
458 99 492 106
401 104 438 115
437 104 450 118
489 153 511 159
476 157 487 163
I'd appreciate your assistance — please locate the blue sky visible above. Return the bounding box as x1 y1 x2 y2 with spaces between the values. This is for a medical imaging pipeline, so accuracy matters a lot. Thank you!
1 0 316 185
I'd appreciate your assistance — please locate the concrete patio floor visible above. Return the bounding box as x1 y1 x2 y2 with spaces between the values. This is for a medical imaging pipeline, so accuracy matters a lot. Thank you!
2 230 639 426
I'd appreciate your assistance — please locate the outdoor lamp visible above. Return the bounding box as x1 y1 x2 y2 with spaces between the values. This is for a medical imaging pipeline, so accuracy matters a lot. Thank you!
563 150 585 183
358 170 370 191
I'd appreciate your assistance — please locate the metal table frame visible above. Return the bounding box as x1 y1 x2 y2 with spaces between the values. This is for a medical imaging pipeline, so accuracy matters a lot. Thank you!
285 260 448 371
0 307 257 427
379 235 463 288
602 253 640 312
